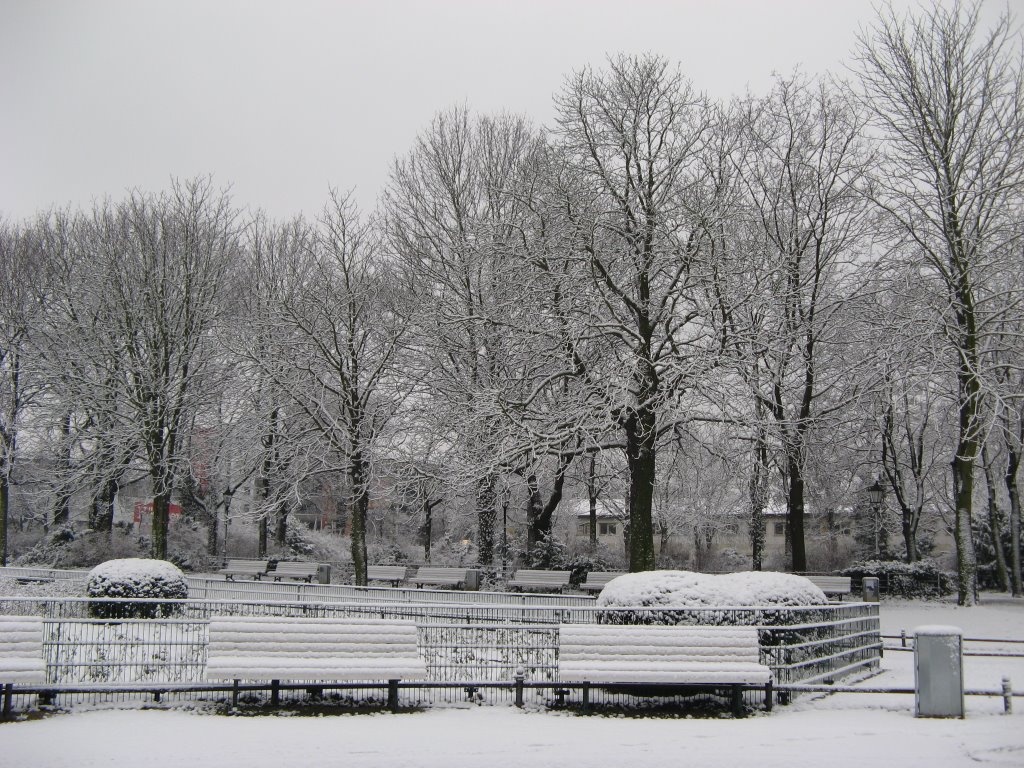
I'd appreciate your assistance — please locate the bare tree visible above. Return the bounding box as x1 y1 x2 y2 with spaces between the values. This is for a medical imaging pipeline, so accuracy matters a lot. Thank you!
243 194 408 584
87 178 240 559
552 54 719 571
0 219 49 564
732 73 873 572
855 0 1024 603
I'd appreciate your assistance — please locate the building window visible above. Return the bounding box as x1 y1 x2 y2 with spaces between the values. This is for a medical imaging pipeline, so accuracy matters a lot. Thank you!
773 522 785 536
599 522 617 536
577 523 589 536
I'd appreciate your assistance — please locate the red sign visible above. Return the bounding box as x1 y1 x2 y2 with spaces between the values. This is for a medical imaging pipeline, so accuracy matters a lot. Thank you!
133 501 183 524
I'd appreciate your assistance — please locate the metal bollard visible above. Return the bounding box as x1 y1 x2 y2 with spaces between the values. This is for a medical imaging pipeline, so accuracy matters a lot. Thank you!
1003 677 1013 715
514 667 525 708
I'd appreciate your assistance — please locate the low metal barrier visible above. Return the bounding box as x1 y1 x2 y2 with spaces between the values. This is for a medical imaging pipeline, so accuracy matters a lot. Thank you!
0 594 880 713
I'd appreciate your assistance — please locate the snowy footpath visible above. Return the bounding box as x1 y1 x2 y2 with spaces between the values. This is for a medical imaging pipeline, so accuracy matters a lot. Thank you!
2 596 1022 768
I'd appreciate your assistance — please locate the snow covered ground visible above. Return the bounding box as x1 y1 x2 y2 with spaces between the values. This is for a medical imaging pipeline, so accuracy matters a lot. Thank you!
2 595 1023 768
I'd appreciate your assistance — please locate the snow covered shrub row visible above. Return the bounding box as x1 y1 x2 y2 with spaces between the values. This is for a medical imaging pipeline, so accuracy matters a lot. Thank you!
841 560 954 599
86 558 188 619
595 570 828 627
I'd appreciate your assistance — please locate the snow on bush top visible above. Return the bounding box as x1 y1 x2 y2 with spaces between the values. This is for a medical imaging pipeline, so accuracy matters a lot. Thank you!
596 570 827 608
86 558 188 600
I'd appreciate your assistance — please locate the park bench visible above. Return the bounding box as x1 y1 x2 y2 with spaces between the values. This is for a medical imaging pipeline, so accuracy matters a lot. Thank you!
367 565 412 586
579 571 627 592
1 615 46 719
410 567 475 590
508 569 572 593
220 559 270 581
206 615 427 710
804 575 853 600
557 623 773 716
269 561 320 583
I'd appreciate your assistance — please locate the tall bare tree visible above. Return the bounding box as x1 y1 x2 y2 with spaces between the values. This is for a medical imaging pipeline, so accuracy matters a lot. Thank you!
552 54 719 571
855 0 1024 603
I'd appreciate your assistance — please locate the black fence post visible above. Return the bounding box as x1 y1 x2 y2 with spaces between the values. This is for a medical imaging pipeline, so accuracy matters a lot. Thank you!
388 680 399 712
514 669 525 708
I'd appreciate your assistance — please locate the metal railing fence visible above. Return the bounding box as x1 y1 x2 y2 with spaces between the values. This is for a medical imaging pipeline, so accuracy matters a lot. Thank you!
1 595 880 711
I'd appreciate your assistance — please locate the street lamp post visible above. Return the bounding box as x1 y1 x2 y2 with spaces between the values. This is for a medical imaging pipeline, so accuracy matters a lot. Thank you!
866 480 885 558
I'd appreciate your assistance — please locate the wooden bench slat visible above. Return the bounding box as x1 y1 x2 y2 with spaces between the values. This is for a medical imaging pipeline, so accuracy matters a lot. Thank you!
508 570 572 592
206 616 427 682
558 624 772 686
580 572 627 591
0 615 46 684
411 567 472 589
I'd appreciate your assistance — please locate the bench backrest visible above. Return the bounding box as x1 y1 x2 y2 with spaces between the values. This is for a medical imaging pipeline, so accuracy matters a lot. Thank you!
223 559 269 573
510 570 571 586
412 567 469 582
558 624 771 685
0 615 47 683
582 571 626 588
367 565 410 581
206 615 427 681
805 575 852 594
271 562 319 576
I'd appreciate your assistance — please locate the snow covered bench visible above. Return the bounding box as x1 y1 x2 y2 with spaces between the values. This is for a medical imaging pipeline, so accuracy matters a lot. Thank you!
557 624 773 715
206 615 427 710
411 567 474 590
580 571 627 592
804 575 852 600
367 565 412 586
268 561 320 583
1 615 46 719
508 569 572 593
220 559 271 581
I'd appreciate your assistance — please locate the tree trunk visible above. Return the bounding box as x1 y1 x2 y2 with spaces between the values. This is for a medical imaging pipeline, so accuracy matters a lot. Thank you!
981 444 1010 592
476 475 497 567
150 490 170 560
421 497 433 564
587 455 598 549
1006 431 1022 597
625 408 657 572
786 453 807 572
257 517 268 558
0 474 9 566
349 457 369 586
749 424 768 571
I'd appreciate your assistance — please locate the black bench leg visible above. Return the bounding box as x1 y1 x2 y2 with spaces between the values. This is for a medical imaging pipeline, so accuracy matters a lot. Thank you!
766 681 773 712
387 680 399 712
731 685 742 717
582 683 590 715
232 679 239 708
271 680 280 706
2 683 12 720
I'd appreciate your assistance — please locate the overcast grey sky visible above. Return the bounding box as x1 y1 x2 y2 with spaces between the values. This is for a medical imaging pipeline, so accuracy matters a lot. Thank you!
0 0 1012 222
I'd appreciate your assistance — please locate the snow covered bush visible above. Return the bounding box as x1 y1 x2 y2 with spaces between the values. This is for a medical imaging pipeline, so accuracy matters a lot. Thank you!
86 558 188 619
595 570 828 627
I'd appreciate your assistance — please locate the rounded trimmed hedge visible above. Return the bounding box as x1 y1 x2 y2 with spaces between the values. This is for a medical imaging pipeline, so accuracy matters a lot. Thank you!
86 558 188 618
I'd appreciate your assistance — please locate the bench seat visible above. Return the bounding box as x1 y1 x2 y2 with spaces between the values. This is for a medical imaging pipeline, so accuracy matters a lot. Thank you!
220 559 270 581
557 624 772 714
508 570 572 592
411 567 472 589
0 615 46 684
367 565 411 586
207 616 427 681
269 561 320 583
579 572 627 592
805 575 852 599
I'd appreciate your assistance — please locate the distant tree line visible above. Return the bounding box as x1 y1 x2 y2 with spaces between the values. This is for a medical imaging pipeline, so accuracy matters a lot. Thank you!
0 1 1020 602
